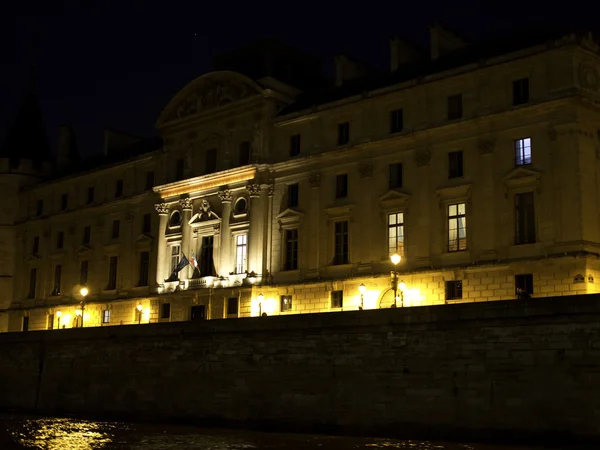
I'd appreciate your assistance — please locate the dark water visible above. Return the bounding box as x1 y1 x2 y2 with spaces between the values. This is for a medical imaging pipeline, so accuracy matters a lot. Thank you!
0 415 555 449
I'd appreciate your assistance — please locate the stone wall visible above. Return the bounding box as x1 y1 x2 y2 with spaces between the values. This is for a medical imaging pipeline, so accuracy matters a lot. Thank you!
1 294 600 445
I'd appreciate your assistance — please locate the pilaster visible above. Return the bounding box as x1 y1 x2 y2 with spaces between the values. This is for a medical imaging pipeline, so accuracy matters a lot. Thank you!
218 190 233 276
154 203 169 288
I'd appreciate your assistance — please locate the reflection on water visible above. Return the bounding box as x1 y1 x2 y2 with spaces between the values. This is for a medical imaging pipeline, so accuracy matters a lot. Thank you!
0 415 552 450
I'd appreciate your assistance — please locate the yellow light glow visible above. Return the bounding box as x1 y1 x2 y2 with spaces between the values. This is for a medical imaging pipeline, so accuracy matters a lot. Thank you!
80 287 89 297
404 287 425 307
56 311 62 318
136 303 143 312
359 283 366 294
155 167 256 199
399 281 406 291
75 308 82 317
363 289 381 310
62 314 72 327
251 295 276 316
390 253 401 265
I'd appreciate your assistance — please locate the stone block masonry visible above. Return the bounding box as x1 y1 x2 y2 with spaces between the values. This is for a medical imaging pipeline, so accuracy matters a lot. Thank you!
1 294 600 445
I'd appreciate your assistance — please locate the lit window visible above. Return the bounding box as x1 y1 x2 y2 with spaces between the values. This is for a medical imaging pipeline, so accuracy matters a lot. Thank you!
515 138 531 166
388 212 404 256
448 203 467 252
170 245 180 273
102 310 111 324
235 234 247 274
280 295 293 312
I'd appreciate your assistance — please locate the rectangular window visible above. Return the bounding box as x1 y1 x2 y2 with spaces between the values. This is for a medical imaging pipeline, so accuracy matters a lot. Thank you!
445 280 463 301
239 141 251 166
139 251 150 286
57 232 64 249
87 187 95 204
290 134 301 157
448 151 464 179
27 268 36 299
513 78 529 105
287 183 299 208
22 316 29 332
284 229 299 271
115 179 123 198
447 94 463 120
235 234 247 274
160 303 171 319
515 138 531 166
83 226 91 245
170 245 181 274
175 158 185 180
47 314 54 330
448 203 467 252
388 212 404 256
331 290 343 308
112 220 120 239
280 295 293 312
227 297 239 316
53 265 62 296
36 199 43 216
80 260 88 286
102 309 110 324
205 148 217 173
107 256 118 290
515 274 534 296
32 236 39 254
335 174 348 199
60 193 68 211
337 122 350 146
145 171 155 190
389 163 402 189
200 236 215 277
334 220 349 265
142 213 151 234
390 109 403 133
515 192 536 245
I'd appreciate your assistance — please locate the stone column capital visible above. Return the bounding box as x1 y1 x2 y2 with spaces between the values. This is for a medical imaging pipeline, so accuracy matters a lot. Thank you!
309 172 321 188
218 189 233 203
246 184 262 198
179 198 193 211
154 203 169 215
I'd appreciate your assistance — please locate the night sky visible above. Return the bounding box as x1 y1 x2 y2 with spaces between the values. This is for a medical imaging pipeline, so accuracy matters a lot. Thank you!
1 1 599 158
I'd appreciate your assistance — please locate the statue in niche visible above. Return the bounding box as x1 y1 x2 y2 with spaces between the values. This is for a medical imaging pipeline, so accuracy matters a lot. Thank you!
190 199 220 223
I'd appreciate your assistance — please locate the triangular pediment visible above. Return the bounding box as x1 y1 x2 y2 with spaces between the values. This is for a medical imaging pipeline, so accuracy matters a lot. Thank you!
379 189 411 210
76 245 92 257
436 183 472 201
135 234 153 249
25 254 40 263
276 208 304 221
502 167 541 191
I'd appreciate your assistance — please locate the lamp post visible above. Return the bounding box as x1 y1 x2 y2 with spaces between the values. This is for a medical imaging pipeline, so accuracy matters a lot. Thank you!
56 310 62 329
390 253 401 308
79 287 88 327
137 303 143 324
399 281 406 307
257 293 264 316
358 283 366 310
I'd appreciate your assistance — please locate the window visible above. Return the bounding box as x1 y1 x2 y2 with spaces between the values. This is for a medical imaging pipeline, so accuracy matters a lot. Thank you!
515 192 536 245
280 295 293 312
60 193 68 211
287 183 299 208
80 260 88 285
32 236 39 254
290 134 301 157
205 148 217 173
284 229 298 271
239 141 251 166
200 236 216 277
107 256 118 290
52 265 62 296
514 138 531 166
515 274 533 296
175 158 185 180
160 303 171 319
87 187 95 204
115 179 123 198
22 316 29 332
335 174 348 199
57 232 64 249
447 94 463 120
47 314 54 330
235 234 247 274
83 226 91 245
36 199 43 216
170 245 181 274
234 198 247 215
334 220 349 265
102 309 111 324
227 297 239 316
448 203 467 252
388 212 404 256
389 163 402 189
27 268 36 299
445 280 463 301
331 290 343 308
139 251 150 286
112 220 120 239
390 109 403 133
513 78 529 105
145 171 155 190
142 213 151 234
337 122 350 146
448 151 463 178
169 211 181 227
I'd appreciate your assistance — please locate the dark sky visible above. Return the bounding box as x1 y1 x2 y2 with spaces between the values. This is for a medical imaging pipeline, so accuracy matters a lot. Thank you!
1 1 599 158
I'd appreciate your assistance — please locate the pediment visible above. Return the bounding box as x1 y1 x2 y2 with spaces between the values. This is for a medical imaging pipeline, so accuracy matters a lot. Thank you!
25 254 41 263
135 234 153 249
76 245 92 257
502 167 541 189
379 189 411 210
436 183 472 201
325 204 354 219
276 208 304 226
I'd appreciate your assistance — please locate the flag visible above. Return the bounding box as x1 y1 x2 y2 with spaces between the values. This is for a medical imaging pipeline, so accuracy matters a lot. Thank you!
165 254 190 282
189 251 198 269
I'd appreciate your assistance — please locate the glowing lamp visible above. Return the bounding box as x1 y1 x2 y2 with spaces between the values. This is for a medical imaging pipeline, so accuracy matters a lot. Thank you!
399 281 406 292
80 287 89 297
359 283 366 295
136 303 143 312
257 293 264 303
75 308 82 317
56 311 62 318
390 253 401 265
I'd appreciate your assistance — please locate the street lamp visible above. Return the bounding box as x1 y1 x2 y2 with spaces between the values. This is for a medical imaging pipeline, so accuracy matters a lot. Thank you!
78 286 88 327
398 281 406 307
257 293 264 316
358 283 366 310
56 310 62 329
136 303 143 324
390 253 401 308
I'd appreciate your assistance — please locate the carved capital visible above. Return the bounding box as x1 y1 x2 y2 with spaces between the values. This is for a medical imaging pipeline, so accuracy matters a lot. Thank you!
179 198 193 211
154 203 169 215
359 162 373 179
309 173 321 188
246 184 262 198
218 190 233 203
267 183 275 197
414 148 431 167
478 138 495 155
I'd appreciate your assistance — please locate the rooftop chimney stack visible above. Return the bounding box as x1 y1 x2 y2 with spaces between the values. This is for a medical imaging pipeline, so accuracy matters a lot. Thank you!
334 55 373 87
56 124 79 169
429 22 469 60
390 36 423 71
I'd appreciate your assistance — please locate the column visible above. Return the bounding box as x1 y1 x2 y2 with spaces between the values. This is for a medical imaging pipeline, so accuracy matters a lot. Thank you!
307 173 321 278
218 190 233 276
247 183 263 277
154 203 169 287
179 198 193 279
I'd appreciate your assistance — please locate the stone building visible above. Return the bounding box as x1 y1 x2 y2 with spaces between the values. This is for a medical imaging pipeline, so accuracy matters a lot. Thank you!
3 27 600 332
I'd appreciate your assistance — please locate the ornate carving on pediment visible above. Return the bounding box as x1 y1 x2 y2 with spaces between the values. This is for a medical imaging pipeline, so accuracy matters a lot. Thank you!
190 199 220 223
175 81 255 120
478 138 495 155
179 198 193 211
218 190 233 203
246 184 262 198
414 148 431 167
359 162 373 178
309 173 321 188
155 203 169 215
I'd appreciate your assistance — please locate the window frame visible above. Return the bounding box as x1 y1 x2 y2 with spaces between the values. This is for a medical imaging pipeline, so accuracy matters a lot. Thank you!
448 151 464 179
514 191 536 245
390 109 404 133
280 295 293 312
234 234 248 274
387 212 405 257
337 122 350 146
445 280 463 301
333 220 349 265
447 202 467 252
331 290 343 308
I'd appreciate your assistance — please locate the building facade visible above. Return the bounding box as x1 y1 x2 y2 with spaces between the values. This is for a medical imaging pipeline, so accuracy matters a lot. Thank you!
3 28 600 332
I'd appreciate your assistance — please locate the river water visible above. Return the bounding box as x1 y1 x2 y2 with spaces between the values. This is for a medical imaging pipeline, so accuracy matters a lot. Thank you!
0 415 561 450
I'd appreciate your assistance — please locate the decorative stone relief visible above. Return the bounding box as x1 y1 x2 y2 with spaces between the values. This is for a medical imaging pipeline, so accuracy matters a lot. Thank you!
192 229 199 239
359 162 373 178
246 184 262 198
309 173 321 188
573 274 585 283
478 138 495 155
414 148 431 167
154 203 169 215
179 198 193 210
191 199 219 222
267 183 275 197
218 190 233 203
175 81 254 120
579 62 599 90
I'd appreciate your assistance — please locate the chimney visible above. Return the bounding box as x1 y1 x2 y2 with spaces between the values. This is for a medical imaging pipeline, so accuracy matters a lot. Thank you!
334 55 372 87
56 125 79 169
390 36 423 71
429 22 469 60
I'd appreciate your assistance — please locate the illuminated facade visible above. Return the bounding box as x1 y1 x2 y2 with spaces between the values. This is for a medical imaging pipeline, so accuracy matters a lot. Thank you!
3 28 600 331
